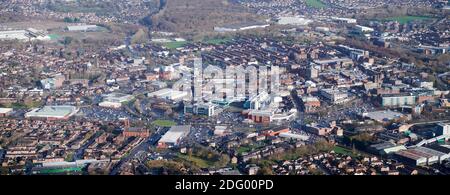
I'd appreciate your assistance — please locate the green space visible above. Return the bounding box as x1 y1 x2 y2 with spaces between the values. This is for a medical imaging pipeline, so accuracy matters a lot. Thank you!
305 0 327 9
163 41 189 49
38 167 82 174
203 37 232 45
48 34 60 40
152 120 177 127
382 16 435 24
333 145 358 157
162 37 231 49
177 154 213 168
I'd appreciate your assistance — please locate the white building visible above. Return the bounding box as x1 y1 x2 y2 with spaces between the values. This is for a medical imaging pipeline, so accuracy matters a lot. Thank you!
158 125 191 148
66 25 99 32
277 16 313 26
148 88 188 101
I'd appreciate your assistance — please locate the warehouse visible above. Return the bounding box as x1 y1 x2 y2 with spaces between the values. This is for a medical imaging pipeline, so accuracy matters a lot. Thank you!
158 125 191 148
66 25 99 32
0 28 50 41
394 146 449 166
25 106 79 120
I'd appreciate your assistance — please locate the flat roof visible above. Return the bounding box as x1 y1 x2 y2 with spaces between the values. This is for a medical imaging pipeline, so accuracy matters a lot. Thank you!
364 110 405 122
0 108 13 114
25 106 78 118
158 125 191 144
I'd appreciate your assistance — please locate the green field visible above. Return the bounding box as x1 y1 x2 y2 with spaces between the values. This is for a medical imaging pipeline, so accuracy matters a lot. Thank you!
203 37 231 45
163 41 189 49
177 154 213 168
48 34 60 40
152 120 177 127
383 16 435 24
305 0 327 9
38 167 82 174
333 145 358 157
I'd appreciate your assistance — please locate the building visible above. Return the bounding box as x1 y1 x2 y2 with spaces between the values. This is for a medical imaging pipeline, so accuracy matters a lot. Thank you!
123 127 150 138
369 142 407 155
362 110 406 123
320 89 349 104
0 108 13 117
40 75 65 90
99 93 134 108
0 28 49 41
279 132 310 141
277 16 312 26
436 123 450 137
301 96 321 113
66 25 99 32
148 88 189 101
157 125 191 148
25 106 79 120
395 146 449 166
184 103 217 117
380 94 416 107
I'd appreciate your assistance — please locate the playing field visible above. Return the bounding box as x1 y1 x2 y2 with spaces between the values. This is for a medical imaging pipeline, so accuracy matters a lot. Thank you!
152 120 177 127
305 0 327 9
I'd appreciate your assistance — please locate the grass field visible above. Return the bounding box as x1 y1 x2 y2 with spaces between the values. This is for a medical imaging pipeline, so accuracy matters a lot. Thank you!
383 16 434 24
177 154 213 168
203 37 231 45
38 167 82 174
305 0 327 9
152 120 177 127
163 41 189 49
333 145 358 157
48 34 60 40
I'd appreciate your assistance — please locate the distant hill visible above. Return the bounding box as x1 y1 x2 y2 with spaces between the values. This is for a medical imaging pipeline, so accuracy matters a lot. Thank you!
144 0 263 34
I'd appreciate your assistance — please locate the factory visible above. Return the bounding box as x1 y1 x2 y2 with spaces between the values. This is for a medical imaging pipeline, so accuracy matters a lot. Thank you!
0 28 50 41
148 88 189 101
99 93 134 109
277 16 313 26
66 25 99 32
25 106 79 120
157 125 191 148
394 146 450 166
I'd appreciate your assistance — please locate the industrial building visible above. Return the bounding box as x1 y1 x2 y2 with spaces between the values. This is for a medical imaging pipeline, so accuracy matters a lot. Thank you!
277 16 313 26
157 125 191 148
369 142 407 155
66 25 99 32
394 146 450 166
25 106 79 120
148 88 189 101
0 28 50 41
